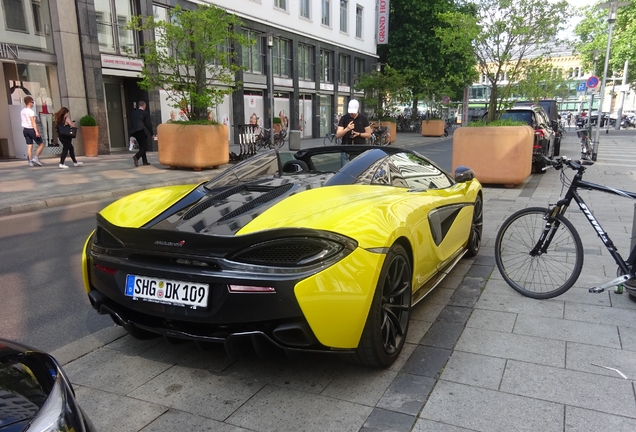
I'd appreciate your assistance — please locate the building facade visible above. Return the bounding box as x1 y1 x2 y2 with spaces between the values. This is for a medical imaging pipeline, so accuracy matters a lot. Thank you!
0 0 379 158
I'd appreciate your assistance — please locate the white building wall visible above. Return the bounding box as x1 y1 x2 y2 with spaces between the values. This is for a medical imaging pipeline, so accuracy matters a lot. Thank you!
205 0 377 56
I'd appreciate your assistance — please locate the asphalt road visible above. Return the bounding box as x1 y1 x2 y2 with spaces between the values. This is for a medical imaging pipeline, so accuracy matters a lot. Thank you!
0 137 455 352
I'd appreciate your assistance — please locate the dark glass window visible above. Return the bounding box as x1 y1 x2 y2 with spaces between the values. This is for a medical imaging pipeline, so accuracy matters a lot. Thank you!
3 0 27 31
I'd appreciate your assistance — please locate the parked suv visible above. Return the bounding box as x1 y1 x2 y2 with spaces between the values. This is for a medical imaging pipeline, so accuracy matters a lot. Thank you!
515 100 561 156
496 105 555 172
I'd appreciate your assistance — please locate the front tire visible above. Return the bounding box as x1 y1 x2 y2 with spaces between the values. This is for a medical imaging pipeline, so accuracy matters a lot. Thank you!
495 207 583 299
347 244 412 367
465 194 483 257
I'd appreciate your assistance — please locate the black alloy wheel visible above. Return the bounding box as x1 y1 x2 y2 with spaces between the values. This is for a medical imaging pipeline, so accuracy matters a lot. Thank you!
347 244 412 367
466 194 483 257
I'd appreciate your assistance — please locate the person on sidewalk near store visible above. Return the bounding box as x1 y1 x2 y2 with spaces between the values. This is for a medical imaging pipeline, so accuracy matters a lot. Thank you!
337 99 371 144
129 101 154 167
21 96 44 167
54 107 83 169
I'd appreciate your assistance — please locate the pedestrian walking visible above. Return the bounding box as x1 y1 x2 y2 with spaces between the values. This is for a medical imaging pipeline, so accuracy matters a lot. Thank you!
54 107 83 169
567 110 572 128
21 96 44 167
337 99 371 144
129 101 154 167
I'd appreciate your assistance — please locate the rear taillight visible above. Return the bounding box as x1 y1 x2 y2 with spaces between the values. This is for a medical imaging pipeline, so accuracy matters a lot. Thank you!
534 130 545 137
95 264 117 275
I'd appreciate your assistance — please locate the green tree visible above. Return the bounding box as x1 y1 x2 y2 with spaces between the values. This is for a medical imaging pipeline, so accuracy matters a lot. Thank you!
127 5 248 121
379 0 478 115
513 58 571 102
354 65 408 119
470 0 571 121
574 1 636 87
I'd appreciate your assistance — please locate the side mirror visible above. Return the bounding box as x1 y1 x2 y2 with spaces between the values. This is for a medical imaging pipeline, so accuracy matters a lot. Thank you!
454 166 475 183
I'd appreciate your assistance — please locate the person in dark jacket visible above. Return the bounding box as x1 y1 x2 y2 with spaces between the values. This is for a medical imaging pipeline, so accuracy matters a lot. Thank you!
129 101 154 167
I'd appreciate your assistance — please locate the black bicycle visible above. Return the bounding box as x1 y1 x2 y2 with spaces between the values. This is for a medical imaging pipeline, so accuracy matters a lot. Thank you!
495 155 636 299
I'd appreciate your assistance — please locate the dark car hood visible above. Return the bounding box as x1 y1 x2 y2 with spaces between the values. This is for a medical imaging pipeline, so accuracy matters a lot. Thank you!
147 173 333 236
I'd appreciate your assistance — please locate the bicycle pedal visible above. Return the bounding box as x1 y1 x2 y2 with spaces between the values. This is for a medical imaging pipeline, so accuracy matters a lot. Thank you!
589 287 605 293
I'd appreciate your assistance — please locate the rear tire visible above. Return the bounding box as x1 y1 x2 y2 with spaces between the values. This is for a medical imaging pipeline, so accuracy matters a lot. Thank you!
346 244 411 367
495 207 583 299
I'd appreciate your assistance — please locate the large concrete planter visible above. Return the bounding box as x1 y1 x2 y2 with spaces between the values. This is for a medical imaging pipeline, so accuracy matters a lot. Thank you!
157 123 229 171
81 126 99 157
452 125 534 186
421 119 444 137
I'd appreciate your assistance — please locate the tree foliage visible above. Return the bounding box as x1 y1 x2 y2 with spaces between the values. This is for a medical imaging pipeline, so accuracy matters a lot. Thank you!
354 66 408 119
379 0 478 112
470 0 571 121
574 1 636 87
127 5 248 121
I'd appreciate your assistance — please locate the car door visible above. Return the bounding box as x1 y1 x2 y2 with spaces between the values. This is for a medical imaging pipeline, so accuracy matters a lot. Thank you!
386 154 472 276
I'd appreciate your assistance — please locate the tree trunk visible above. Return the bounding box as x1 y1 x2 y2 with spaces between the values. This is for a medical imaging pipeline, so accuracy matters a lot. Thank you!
487 84 499 122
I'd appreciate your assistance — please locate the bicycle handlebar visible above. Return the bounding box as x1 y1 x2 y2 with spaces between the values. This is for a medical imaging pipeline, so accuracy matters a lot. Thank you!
541 155 594 171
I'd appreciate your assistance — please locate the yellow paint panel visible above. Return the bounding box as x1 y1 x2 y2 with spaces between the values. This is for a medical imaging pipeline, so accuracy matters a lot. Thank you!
99 184 201 228
82 232 93 293
295 247 385 348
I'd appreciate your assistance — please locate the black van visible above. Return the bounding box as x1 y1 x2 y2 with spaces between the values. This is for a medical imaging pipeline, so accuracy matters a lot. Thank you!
515 100 561 155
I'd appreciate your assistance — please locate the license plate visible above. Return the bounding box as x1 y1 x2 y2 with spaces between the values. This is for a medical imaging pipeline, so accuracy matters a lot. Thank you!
125 275 209 308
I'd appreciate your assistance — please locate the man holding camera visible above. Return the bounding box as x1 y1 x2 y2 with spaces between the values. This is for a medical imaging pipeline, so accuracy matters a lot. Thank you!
337 99 371 144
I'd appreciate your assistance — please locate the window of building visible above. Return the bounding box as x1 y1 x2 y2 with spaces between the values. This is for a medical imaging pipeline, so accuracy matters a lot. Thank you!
3 0 27 31
273 37 291 77
31 0 42 33
274 0 287 11
355 5 362 38
320 49 333 83
353 58 364 86
300 0 311 19
242 29 264 74
321 0 330 26
94 0 136 54
298 43 315 81
338 54 350 85
339 0 348 33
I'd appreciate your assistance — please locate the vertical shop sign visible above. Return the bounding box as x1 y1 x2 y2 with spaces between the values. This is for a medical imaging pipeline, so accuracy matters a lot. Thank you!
377 0 390 45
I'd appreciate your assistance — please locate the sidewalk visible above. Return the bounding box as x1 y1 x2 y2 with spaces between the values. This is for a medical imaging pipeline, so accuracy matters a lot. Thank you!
11 129 636 431
0 133 444 216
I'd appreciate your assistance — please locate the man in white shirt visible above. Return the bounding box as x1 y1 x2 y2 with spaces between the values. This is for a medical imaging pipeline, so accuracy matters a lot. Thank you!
21 96 44 167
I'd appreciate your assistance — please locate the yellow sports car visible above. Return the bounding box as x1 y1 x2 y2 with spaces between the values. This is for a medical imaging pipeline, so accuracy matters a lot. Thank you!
82 146 482 367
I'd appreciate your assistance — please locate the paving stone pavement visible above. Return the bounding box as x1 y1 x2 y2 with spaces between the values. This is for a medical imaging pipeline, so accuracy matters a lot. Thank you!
5 129 636 431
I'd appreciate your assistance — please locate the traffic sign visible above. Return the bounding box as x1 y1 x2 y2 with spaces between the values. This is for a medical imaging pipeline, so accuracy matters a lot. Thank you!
587 76 599 88
577 82 587 92
441 96 450 104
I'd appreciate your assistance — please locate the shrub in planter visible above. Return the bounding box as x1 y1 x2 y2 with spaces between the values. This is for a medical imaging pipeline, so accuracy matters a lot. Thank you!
79 115 98 157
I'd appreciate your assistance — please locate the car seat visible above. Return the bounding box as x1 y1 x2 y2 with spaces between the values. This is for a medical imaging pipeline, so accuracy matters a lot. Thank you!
282 160 309 173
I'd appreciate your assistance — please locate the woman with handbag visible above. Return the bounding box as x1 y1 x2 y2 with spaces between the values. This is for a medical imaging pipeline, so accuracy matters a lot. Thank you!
54 107 82 169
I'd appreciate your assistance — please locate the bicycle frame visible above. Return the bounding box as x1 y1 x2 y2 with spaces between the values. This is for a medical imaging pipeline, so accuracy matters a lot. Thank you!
544 167 636 290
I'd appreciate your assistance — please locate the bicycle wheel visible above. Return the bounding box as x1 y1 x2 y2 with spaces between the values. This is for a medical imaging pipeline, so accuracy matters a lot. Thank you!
323 135 332 146
495 207 583 299
383 132 391 146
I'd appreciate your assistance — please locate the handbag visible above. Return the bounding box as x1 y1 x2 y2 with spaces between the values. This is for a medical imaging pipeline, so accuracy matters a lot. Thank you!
58 124 78 138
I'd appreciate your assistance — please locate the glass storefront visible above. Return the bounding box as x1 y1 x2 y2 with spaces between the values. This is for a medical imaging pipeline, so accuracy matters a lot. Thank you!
319 95 332 136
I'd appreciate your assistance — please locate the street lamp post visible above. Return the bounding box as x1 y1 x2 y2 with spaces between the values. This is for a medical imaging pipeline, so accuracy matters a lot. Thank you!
587 50 600 131
592 1 629 161
267 34 274 146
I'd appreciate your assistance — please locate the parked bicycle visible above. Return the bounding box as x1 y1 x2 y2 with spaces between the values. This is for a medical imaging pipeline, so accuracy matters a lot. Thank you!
494 155 636 299
367 125 391 146
254 128 286 150
577 126 592 160
323 127 342 146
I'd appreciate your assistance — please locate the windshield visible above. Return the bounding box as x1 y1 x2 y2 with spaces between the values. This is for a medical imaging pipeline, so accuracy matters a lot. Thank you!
204 150 280 191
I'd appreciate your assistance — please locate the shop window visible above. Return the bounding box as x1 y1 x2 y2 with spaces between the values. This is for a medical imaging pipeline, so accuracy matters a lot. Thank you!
321 0 330 26
320 49 333 83
355 5 362 38
242 29 264 74
338 54 350 85
94 0 136 55
339 0 347 33
273 37 291 77
3 0 28 31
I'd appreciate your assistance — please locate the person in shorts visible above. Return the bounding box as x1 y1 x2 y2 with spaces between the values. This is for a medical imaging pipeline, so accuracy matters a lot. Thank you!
21 96 44 167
